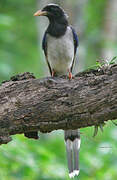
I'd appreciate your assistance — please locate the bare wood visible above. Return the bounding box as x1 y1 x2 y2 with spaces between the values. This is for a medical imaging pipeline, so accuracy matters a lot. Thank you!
0 65 117 145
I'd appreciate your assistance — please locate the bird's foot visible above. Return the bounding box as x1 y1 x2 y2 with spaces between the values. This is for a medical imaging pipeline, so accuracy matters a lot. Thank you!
68 69 73 80
69 72 72 80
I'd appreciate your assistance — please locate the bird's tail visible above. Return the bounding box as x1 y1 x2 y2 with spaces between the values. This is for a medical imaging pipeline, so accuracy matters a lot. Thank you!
64 129 80 178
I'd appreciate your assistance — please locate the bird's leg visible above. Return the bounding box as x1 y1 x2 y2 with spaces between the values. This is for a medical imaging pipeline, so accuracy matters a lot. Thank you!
52 69 55 77
68 69 73 80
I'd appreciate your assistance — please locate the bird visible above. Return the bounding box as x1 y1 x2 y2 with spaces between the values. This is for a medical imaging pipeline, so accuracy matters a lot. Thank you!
34 4 80 178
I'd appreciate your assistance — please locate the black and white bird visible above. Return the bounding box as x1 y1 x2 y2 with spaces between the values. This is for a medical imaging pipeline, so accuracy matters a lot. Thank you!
34 4 80 178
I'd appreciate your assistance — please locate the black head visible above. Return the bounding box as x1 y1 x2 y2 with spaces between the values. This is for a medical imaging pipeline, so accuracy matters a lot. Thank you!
42 4 68 20
34 4 68 37
34 4 68 22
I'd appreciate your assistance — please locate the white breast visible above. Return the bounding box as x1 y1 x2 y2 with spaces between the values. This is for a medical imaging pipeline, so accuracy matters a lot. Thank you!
47 26 74 75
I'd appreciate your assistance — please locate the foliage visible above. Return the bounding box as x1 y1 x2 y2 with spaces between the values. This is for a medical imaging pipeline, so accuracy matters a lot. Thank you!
87 56 117 70
1 124 117 180
0 0 45 83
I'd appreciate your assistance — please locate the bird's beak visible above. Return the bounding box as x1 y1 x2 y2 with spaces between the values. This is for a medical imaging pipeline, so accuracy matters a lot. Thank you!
34 10 47 16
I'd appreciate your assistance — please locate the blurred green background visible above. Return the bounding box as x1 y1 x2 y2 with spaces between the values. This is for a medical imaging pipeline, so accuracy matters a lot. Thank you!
0 0 117 179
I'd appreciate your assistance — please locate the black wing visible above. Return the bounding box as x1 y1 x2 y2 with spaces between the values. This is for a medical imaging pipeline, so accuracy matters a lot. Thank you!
42 32 52 75
70 26 79 72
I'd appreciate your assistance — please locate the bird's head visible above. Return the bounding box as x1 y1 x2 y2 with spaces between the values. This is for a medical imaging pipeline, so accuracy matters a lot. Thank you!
34 4 68 22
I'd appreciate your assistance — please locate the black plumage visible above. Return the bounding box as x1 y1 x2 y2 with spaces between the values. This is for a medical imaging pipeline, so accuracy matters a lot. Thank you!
42 4 68 37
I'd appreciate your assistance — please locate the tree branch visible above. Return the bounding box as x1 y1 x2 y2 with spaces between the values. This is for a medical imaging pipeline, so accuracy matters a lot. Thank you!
0 64 117 145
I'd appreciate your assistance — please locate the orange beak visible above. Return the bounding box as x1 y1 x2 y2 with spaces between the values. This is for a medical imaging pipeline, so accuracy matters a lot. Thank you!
34 10 47 16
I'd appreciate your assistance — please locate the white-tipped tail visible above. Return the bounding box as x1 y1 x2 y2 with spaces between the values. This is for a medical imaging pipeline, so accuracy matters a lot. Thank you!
69 172 75 178
74 170 80 176
64 130 80 178
69 170 80 178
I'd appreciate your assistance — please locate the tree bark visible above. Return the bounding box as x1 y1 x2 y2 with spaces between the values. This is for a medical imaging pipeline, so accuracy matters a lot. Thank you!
0 64 117 145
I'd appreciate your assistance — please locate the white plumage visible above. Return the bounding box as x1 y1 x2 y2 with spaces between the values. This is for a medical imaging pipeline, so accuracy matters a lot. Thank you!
47 26 74 75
